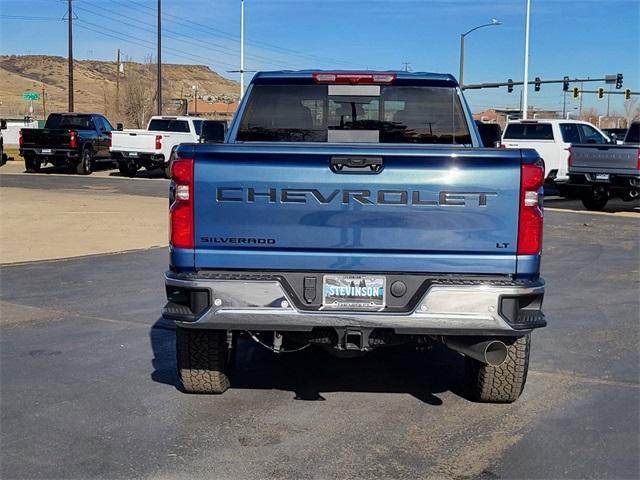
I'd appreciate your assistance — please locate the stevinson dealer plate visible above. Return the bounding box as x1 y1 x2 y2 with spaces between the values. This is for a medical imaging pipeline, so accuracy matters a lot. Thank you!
322 274 386 310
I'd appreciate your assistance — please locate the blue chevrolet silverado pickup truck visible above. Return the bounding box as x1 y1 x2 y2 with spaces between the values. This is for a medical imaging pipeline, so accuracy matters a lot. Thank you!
163 71 546 403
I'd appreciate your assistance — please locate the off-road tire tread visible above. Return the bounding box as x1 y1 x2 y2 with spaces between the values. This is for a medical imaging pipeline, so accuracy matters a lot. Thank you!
581 192 608 211
118 161 138 177
77 147 92 175
467 335 530 403
176 327 230 394
25 156 40 173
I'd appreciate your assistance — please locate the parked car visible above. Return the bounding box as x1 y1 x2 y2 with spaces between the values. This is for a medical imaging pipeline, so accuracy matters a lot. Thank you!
501 119 611 195
163 70 547 403
19 113 114 174
110 116 203 177
602 128 628 144
568 121 639 210
0 119 6 165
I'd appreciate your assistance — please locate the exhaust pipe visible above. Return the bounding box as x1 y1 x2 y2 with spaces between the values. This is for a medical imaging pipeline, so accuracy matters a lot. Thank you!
441 336 508 366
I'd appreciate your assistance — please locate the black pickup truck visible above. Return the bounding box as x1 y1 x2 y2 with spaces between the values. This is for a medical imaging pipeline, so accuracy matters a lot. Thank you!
20 113 113 174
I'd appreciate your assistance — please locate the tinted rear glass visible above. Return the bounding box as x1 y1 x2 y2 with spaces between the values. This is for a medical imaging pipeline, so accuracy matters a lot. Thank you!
45 114 94 130
192 120 203 135
503 123 554 140
148 119 190 133
559 123 580 143
237 84 472 144
624 123 639 143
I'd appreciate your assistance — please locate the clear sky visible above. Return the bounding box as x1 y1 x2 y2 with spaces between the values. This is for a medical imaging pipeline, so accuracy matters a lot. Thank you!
1 0 638 114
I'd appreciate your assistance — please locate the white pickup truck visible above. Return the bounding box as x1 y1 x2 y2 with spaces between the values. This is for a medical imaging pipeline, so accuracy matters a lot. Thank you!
110 116 203 177
501 119 611 195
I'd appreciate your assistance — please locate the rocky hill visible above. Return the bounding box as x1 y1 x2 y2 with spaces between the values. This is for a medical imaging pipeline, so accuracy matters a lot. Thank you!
0 55 239 124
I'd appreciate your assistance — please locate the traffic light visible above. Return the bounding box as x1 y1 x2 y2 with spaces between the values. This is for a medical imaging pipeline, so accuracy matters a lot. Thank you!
624 89 632 100
597 87 604 99
534 77 541 92
572 87 579 98
616 73 623 89
563 76 570 92
507 79 514 93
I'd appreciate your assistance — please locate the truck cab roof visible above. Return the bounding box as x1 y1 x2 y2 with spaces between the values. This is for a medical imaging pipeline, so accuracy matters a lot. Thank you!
251 70 459 86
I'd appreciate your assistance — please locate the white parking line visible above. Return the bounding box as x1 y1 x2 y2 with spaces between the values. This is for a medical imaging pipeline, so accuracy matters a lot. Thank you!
546 207 639 218
0 171 168 182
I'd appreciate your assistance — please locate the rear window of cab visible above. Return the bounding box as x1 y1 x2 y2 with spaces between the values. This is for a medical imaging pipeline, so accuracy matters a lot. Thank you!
503 123 554 140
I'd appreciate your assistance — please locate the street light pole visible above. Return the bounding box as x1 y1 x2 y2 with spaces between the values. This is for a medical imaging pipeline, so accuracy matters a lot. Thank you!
458 19 501 87
240 0 245 100
521 0 531 119
157 0 162 116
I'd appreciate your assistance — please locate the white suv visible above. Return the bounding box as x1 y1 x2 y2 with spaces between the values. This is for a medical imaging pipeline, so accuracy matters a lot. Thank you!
501 119 610 191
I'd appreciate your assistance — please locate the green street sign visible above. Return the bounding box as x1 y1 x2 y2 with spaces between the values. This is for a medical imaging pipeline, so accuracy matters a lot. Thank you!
22 92 40 101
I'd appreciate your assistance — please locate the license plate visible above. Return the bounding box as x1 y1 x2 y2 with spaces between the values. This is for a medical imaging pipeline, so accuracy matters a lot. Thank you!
595 173 610 182
322 275 385 310
40 149 52 154
127 152 139 157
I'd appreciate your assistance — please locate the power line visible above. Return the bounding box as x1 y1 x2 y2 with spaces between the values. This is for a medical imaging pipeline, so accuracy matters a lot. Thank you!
75 18 238 69
102 0 353 67
0 15 63 21
73 2 310 70
73 21 236 70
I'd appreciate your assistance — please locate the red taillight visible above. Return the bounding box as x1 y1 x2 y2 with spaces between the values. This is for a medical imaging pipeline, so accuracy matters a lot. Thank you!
107 132 112 148
19 129 23 146
155 135 162 150
312 72 397 85
517 161 545 255
566 146 573 168
499 143 506 148
170 158 194 249
69 130 78 148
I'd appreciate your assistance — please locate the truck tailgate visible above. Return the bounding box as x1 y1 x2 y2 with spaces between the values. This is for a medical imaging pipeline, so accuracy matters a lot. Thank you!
110 130 156 152
571 145 640 174
190 144 525 274
22 129 71 147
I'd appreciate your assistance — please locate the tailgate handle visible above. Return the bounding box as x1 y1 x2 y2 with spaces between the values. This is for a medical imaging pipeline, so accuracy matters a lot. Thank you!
330 156 383 174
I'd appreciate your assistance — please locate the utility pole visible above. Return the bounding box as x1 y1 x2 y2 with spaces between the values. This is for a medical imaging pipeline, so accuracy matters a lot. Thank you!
562 90 567 118
192 85 198 115
521 0 531 119
67 0 74 112
240 0 245 100
42 82 46 120
115 48 120 114
157 0 162 115
606 84 611 117
579 79 585 118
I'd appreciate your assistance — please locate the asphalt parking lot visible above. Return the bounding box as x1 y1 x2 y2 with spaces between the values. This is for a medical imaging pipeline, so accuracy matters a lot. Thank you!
1 167 639 479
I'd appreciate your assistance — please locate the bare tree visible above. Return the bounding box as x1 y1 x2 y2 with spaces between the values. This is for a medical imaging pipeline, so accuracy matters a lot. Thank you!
120 57 156 128
579 107 599 126
624 98 640 125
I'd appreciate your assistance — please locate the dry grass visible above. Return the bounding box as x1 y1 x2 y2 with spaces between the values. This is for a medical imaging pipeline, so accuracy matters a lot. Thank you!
0 55 239 125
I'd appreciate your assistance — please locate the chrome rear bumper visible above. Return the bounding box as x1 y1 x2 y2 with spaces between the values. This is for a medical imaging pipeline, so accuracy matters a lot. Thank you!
164 272 545 336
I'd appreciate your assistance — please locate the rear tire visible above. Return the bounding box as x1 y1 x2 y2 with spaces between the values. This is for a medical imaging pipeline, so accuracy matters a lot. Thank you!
118 161 138 178
581 189 609 211
176 326 231 394
76 147 93 175
25 156 41 173
465 335 530 403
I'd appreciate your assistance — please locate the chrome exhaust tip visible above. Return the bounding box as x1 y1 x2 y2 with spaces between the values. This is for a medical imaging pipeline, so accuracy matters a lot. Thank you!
441 337 509 366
